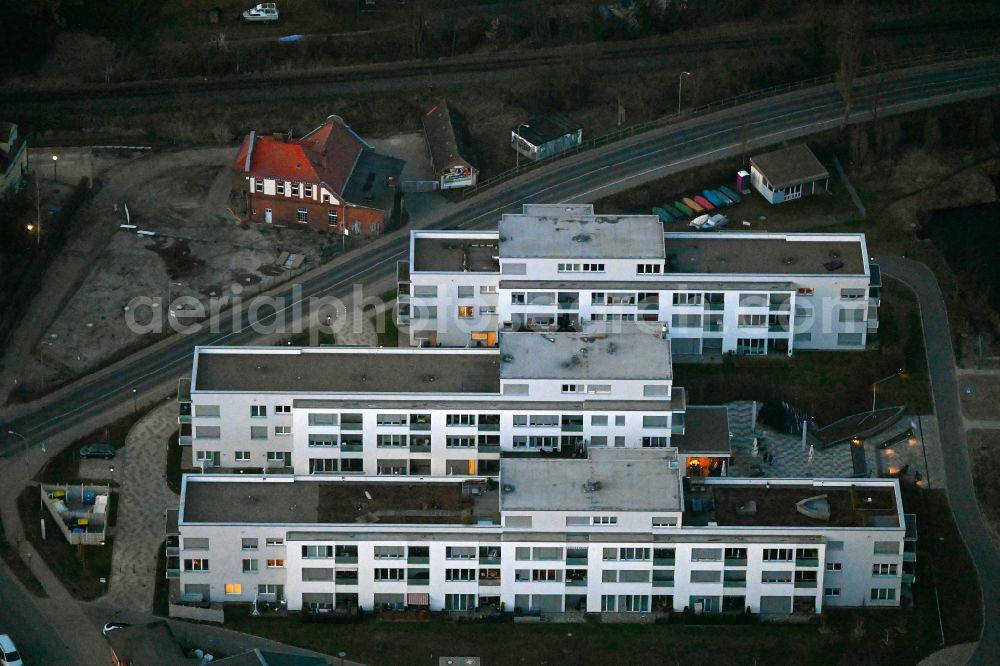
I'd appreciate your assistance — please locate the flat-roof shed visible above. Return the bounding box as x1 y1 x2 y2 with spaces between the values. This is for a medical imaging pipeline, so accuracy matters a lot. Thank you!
749 144 830 205
511 113 583 162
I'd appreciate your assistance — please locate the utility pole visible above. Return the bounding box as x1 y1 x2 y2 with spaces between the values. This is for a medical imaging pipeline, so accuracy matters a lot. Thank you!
677 71 691 115
34 177 41 247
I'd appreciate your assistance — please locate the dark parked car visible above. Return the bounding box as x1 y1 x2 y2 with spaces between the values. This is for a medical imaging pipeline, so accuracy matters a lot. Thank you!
80 442 117 459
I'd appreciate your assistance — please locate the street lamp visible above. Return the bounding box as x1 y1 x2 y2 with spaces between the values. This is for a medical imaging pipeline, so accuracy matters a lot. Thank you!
132 388 138 414
7 429 28 459
514 123 530 170
871 368 904 415
677 71 691 115
51 155 58 182
26 222 40 248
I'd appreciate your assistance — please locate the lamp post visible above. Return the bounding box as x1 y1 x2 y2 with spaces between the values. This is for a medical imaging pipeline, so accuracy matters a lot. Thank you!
7 429 28 459
132 388 138 414
514 123 530 170
871 368 904 415
26 223 40 248
167 281 183 318
677 71 691 115
51 155 58 182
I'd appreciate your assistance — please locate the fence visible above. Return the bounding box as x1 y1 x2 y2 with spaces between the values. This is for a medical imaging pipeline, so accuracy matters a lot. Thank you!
169 602 225 623
461 45 1000 198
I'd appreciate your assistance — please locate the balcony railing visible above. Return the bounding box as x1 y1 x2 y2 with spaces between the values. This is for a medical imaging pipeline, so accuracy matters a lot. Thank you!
794 580 818 589
561 424 584 433
566 557 588 565
652 580 674 588
565 579 588 587
478 423 500 432
410 422 431 431
336 556 359 564
704 302 725 311
407 555 429 564
341 444 363 452
723 580 747 588
179 435 192 445
478 444 501 454
407 579 430 586
795 558 819 568
341 423 363 431
409 445 431 453
478 579 501 587
653 558 675 566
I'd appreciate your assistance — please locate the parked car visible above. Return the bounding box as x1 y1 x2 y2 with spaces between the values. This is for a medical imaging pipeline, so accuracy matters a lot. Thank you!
688 213 711 229
102 622 131 637
243 3 279 22
79 442 116 459
0 634 23 666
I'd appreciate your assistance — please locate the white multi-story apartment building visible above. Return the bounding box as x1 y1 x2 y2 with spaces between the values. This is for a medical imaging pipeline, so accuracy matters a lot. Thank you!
168 449 911 616
177 326 735 475
400 204 881 354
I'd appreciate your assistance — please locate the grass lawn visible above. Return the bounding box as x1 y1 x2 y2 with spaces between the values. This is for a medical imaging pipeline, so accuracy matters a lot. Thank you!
0 510 47 597
17 485 114 601
223 485 976 665
675 277 932 425
34 411 143 484
967 429 1000 537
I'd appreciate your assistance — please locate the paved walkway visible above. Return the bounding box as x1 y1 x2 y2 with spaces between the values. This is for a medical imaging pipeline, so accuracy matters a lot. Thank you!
878 256 1000 664
103 400 179 611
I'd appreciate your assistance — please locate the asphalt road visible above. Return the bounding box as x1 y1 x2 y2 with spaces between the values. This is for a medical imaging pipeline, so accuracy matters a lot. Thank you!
878 256 1000 664
0 567 79 664
3 57 999 454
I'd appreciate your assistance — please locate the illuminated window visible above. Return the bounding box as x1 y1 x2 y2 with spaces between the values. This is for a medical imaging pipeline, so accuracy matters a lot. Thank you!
458 306 475 319
225 583 242 595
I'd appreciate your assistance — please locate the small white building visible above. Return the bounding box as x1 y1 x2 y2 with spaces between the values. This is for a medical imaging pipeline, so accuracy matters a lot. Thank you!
749 144 830 205
169 453 911 616
401 204 879 354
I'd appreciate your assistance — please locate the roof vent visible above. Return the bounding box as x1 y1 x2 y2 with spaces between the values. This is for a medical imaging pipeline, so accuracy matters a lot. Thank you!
572 233 592 243
501 354 515 363
736 500 757 516
423 374 436 383
583 479 603 493
823 260 844 272
502 484 516 493
795 494 832 521
607 342 617 354
783 256 796 265
360 374 368 382
829 250 841 259
247 495 258 503
543 336 556 343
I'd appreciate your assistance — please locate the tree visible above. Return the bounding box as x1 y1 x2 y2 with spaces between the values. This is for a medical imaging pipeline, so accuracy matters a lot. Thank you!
836 0 868 129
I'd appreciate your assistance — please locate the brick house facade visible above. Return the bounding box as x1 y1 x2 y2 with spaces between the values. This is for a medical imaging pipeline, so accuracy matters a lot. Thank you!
233 115 403 237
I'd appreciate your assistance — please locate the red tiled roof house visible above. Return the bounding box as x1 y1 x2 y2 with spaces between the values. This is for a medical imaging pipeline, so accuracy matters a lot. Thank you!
233 115 403 237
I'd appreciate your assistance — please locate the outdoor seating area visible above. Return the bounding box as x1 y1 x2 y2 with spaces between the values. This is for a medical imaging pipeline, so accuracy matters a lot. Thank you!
40 483 111 545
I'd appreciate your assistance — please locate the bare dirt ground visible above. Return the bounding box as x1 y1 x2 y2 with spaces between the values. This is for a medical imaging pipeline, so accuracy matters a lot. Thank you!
35 155 336 377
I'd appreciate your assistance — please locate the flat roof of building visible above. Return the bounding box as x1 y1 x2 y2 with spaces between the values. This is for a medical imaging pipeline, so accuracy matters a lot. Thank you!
750 144 830 189
673 406 731 454
182 477 499 525
500 213 665 260
194 347 500 394
500 326 672 380
412 236 500 273
512 113 582 146
686 479 900 528
500 448 682 512
665 233 866 276
499 279 796 292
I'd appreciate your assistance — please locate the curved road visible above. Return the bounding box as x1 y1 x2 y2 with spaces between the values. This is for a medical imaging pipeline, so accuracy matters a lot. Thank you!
0 56 996 665
878 257 1000 664
2 56 999 451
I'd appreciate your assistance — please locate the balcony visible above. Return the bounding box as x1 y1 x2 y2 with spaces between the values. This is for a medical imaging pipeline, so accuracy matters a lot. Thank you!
409 445 431 453
178 413 192 424
566 557 588 565
723 580 747 588
478 444 500 454
478 579 501 587
407 556 429 564
341 444 363 452
336 556 359 564
561 424 583 433
410 422 431 431
768 324 789 333
724 558 747 567
702 322 723 332
565 579 588 587
179 435 192 445
902 572 915 584
653 558 675 567
652 580 674 588
407 579 429 587
341 423 363 431
704 302 725 311
477 423 500 432
903 550 916 563
795 558 819 568
794 580 818 589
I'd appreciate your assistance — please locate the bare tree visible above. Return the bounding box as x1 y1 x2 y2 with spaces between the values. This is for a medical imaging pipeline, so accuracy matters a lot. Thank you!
836 0 868 129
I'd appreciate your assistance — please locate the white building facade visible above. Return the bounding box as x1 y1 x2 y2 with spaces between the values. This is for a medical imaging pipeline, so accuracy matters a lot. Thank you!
401 204 880 354
169 458 910 616
178 327 716 475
